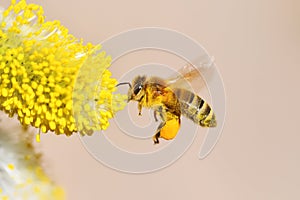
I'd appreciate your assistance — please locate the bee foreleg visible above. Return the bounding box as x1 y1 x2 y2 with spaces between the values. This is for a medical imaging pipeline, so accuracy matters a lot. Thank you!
138 102 142 116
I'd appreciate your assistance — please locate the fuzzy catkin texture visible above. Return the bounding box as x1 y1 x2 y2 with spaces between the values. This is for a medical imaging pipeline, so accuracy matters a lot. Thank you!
0 0 127 136
0 119 65 200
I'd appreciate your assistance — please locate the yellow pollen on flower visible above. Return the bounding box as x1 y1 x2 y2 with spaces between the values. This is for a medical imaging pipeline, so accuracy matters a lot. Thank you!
2 196 8 200
36 133 41 143
0 0 127 136
7 163 15 170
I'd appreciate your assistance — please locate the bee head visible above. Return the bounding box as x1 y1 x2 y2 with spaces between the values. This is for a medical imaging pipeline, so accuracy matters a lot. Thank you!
116 75 146 102
127 75 146 102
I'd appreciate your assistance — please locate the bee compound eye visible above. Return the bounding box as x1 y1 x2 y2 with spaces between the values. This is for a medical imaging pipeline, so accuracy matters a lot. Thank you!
133 85 142 95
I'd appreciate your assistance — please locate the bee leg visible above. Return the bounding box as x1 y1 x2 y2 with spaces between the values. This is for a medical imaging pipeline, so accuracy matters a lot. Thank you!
153 122 165 144
156 117 181 142
153 110 158 122
138 102 142 116
153 132 160 144
154 106 165 122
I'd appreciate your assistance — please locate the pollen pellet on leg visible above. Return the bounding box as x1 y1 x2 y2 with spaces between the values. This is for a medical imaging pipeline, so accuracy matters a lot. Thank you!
159 118 181 140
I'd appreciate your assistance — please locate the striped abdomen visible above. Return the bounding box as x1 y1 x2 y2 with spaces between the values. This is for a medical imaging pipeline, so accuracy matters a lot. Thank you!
173 88 217 127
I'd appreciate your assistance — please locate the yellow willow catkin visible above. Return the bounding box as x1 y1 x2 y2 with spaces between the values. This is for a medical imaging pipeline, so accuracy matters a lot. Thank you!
0 124 65 200
0 0 127 136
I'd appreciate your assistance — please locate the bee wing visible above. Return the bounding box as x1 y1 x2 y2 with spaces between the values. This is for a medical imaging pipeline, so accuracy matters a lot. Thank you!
167 56 215 93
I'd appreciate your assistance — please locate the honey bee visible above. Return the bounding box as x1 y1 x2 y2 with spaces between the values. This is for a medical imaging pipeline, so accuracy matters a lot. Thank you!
117 65 217 144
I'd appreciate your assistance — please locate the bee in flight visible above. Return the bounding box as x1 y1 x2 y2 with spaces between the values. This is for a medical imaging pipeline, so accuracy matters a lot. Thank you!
117 64 217 144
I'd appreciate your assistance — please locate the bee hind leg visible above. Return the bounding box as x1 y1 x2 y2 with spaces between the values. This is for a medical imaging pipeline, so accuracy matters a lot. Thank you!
153 132 160 144
153 122 165 144
153 118 181 144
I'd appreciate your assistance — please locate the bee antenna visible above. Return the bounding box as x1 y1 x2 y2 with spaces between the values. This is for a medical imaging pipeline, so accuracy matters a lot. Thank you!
116 82 132 88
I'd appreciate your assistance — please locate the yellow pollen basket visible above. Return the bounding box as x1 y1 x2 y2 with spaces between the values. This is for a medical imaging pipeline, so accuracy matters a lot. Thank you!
159 118 181 140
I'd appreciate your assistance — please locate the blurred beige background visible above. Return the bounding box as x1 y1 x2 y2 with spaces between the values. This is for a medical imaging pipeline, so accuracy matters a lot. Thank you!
2 0 300 199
